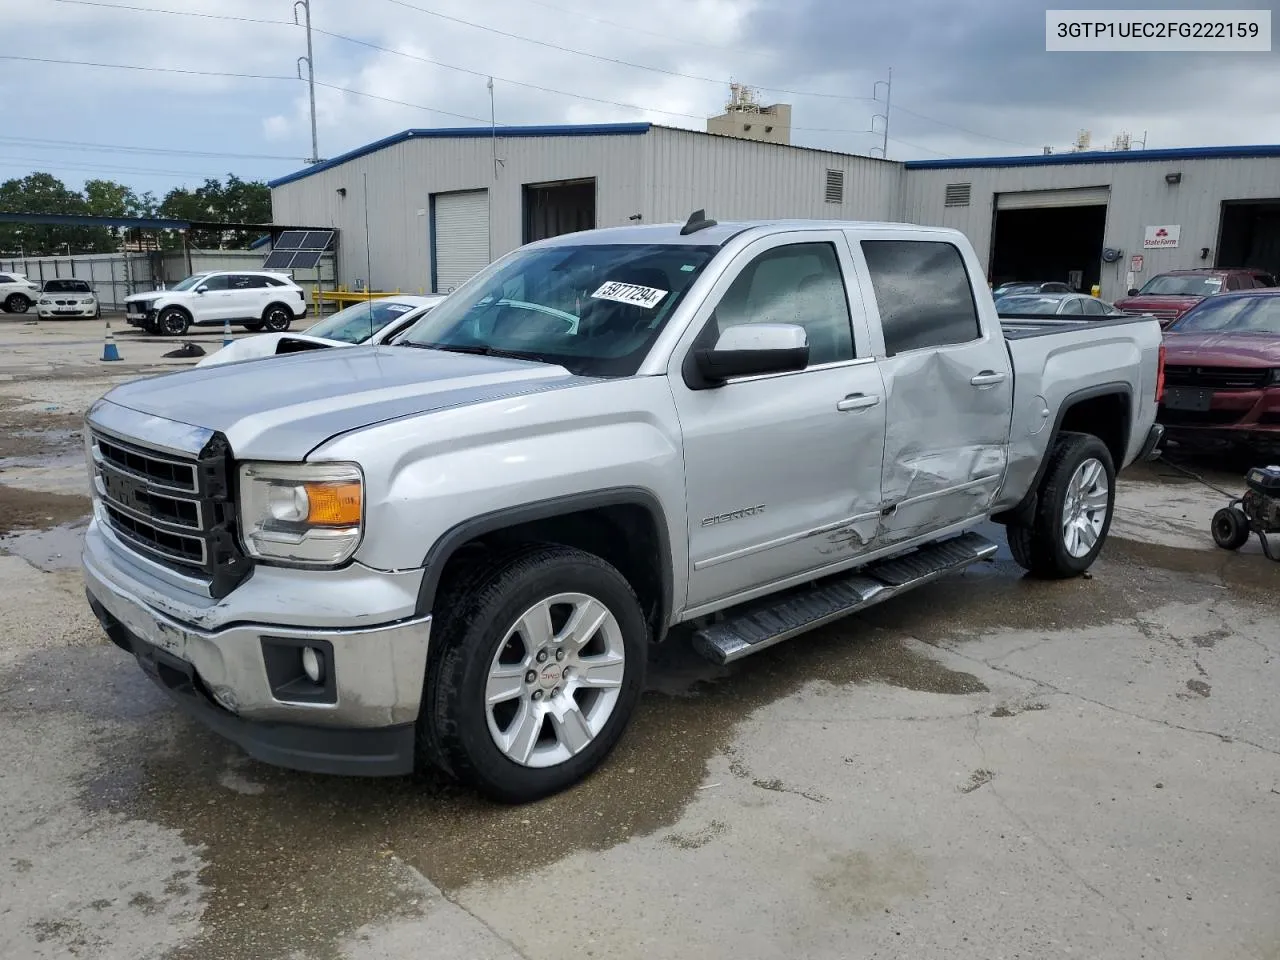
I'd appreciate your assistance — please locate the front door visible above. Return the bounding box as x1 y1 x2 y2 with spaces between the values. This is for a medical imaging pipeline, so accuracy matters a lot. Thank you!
196 274 233 320
853 235 1013 547
670 232 888 613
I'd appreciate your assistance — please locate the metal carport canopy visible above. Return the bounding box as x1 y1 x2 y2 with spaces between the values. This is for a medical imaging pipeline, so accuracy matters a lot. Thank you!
995 186 1111 210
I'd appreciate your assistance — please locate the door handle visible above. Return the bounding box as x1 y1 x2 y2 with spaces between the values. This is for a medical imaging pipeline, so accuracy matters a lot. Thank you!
970 371 1007 387
836 393 881 412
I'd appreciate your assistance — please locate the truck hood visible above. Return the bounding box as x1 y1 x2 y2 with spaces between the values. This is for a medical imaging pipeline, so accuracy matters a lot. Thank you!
101 345 588 459
1163 332 1280 368
1113 294 1203 316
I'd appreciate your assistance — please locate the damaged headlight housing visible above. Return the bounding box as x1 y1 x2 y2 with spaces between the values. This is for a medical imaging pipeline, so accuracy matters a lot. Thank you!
238 462 363 566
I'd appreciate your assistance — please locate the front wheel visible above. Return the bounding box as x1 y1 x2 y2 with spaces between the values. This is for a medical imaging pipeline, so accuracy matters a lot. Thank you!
1007 432 1116 579
5 293 30 314
419 545 647 803
157 307 190 336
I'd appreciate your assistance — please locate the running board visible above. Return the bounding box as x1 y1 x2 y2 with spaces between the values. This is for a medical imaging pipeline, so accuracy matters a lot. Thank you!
692 532 998 664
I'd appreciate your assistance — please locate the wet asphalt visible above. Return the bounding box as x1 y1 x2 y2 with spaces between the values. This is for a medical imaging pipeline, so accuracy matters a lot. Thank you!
2 319 1279 959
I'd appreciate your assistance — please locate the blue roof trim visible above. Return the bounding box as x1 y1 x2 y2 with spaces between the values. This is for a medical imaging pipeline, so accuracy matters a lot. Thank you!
905 143 1280 170
269 123 653 187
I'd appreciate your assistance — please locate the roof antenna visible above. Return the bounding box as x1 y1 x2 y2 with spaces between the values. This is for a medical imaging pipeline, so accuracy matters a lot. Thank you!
680 209 718 236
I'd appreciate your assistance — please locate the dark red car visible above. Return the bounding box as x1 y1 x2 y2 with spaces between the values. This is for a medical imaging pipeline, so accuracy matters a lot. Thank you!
1158 289 1280 454
1115 268 1276 327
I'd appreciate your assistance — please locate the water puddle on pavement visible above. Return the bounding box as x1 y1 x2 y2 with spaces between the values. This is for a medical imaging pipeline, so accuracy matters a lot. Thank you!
0 518 88 571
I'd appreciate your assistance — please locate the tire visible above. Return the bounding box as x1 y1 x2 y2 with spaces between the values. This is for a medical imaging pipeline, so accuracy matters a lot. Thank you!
261 303 293 333
5 293 30 314
157 306 190 337
1211 507 1250 551
1007 432 1116 579
241 321 264 332
419 544 647 803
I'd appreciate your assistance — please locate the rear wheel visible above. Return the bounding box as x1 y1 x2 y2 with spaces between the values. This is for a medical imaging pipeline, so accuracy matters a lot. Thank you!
261 303 293 332
5 293 30 314
157 307 190 336
1007 432 1116 579
419 545 647 803
1211 507 1250 551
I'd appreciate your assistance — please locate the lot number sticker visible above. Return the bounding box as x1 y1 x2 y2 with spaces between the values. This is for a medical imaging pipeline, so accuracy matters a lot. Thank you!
591 281 668 309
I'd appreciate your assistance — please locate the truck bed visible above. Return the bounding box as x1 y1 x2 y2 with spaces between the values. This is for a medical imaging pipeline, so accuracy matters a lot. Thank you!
999 315 1156 340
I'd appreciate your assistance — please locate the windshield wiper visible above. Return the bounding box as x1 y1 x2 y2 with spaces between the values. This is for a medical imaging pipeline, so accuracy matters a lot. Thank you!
400 341 542 362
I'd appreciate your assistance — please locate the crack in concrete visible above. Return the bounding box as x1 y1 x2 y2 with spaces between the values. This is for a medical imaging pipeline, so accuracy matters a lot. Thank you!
968 712 1174 960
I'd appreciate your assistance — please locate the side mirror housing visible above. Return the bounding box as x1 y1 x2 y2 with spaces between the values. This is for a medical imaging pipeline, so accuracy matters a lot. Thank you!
1127 288 1140 296
691 323 809 387
195 286 208 294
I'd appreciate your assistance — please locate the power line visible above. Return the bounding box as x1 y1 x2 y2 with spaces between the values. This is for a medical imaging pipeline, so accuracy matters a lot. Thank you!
890 105 1039 149
0 155 231 178
0 135 306 162
50 0 290 26
382 0 877 103
513 0 769 57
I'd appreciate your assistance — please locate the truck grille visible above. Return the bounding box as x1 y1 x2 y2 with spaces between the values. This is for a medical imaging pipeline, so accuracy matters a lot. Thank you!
1164 365 1270 390
89 430 252 597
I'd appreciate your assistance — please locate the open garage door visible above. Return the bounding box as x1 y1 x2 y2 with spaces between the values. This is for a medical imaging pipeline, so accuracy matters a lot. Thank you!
991 186 1109 292
432 189 489 294
1218 199 1280 280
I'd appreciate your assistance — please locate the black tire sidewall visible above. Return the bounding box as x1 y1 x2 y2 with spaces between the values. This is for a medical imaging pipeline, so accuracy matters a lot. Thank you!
159 307 189 336
262 305 292 332
1211 507 1250 550
430 549 647 802
1037 434 1116 576
6 294 29 313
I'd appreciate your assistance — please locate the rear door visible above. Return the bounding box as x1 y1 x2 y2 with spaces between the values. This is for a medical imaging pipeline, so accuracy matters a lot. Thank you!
225 274 265 320
670 231 887 611
854 234 1014 548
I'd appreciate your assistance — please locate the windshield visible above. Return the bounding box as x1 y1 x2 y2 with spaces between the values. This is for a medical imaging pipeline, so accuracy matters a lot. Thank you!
997 295 1061 315
43 279 91 293
995 283 1038 295
305 300 427 344
401 243 719 376
1138 274 1222 297
1168 295 1280 334
171 274 211 292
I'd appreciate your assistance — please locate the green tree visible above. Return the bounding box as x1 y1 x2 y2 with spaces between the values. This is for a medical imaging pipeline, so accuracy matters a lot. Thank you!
0 172 98 255
160 175 270 249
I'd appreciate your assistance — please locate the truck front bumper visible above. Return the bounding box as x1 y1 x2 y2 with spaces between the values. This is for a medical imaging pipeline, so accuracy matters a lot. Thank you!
83 521 431 776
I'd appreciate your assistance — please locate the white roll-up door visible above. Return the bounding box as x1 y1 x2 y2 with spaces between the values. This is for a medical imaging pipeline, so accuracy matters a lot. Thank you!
433 190 489 293
996 186 1110 210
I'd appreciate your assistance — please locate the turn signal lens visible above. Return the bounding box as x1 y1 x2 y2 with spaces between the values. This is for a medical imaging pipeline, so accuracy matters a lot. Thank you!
304 482 362 526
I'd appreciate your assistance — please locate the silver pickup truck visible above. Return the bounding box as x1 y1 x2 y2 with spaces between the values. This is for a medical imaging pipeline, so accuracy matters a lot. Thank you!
82 215 1165 802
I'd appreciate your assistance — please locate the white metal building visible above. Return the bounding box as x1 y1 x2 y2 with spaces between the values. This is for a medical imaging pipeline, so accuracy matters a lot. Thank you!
270 125 1280 300
269 123 900 293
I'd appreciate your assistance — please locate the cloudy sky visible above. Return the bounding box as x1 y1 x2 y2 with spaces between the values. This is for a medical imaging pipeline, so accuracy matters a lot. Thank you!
5 0 1279 195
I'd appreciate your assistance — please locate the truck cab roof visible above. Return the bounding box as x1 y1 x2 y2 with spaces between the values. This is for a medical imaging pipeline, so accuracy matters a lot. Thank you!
526 219 960 250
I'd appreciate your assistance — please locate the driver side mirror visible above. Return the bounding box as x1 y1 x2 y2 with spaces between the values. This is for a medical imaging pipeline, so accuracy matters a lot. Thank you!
1127 288 1139 296
692 323 809 386
195 286 208 294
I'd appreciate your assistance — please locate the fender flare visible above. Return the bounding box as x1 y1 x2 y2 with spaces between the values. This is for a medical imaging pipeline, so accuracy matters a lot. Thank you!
414 486 674 627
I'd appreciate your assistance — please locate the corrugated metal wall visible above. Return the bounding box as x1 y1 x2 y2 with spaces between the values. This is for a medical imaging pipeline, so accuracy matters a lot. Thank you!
902 156 1280 298
270 128 905 291
646 127 903 223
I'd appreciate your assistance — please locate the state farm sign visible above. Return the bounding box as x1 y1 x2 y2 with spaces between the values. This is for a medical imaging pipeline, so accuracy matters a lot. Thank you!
1143 225 1181 249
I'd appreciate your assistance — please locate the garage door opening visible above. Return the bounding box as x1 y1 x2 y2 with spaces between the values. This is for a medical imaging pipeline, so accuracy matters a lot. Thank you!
1217 199 1280 279
990 187 1108 292
523 178 596 244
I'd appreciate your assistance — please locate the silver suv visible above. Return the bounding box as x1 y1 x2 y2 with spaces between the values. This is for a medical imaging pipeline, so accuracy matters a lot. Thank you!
124 271 308 336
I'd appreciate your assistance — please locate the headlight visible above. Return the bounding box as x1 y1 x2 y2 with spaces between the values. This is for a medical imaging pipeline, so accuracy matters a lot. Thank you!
38 299 50 305
238 462 363 566
82 298 95 305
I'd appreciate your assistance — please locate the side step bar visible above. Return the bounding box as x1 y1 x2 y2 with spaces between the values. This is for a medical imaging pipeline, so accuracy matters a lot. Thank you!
692 532 998 664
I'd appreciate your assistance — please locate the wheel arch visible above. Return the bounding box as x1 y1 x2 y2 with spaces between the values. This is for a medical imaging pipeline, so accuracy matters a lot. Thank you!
416 487 674 642
262 300 294 320
993 382 1132 527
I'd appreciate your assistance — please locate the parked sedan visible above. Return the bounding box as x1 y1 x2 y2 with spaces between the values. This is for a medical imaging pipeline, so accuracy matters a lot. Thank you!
1159 289 1280 454
196 294 444 367
995 292 1126 319
992 281 1074 297
37 279 100 319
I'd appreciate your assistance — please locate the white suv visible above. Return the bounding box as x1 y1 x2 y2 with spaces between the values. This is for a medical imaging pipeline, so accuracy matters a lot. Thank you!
124 271 308 336
0 272 41 313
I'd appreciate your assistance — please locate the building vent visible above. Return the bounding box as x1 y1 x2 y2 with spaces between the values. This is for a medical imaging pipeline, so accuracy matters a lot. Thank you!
944 182 972 207
824 169 844 204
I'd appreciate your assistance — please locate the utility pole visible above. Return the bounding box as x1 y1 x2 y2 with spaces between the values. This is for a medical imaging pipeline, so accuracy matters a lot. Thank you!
295 0 319 164
870 68 892 159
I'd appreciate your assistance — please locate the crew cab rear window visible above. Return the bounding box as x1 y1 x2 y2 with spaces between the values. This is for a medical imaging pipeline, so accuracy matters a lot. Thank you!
861 240 981 356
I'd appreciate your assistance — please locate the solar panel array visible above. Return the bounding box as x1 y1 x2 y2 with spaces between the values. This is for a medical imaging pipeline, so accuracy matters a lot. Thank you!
262 229 334 270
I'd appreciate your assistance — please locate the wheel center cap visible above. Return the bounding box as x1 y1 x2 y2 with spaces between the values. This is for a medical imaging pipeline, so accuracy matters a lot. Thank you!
537 662 562 689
